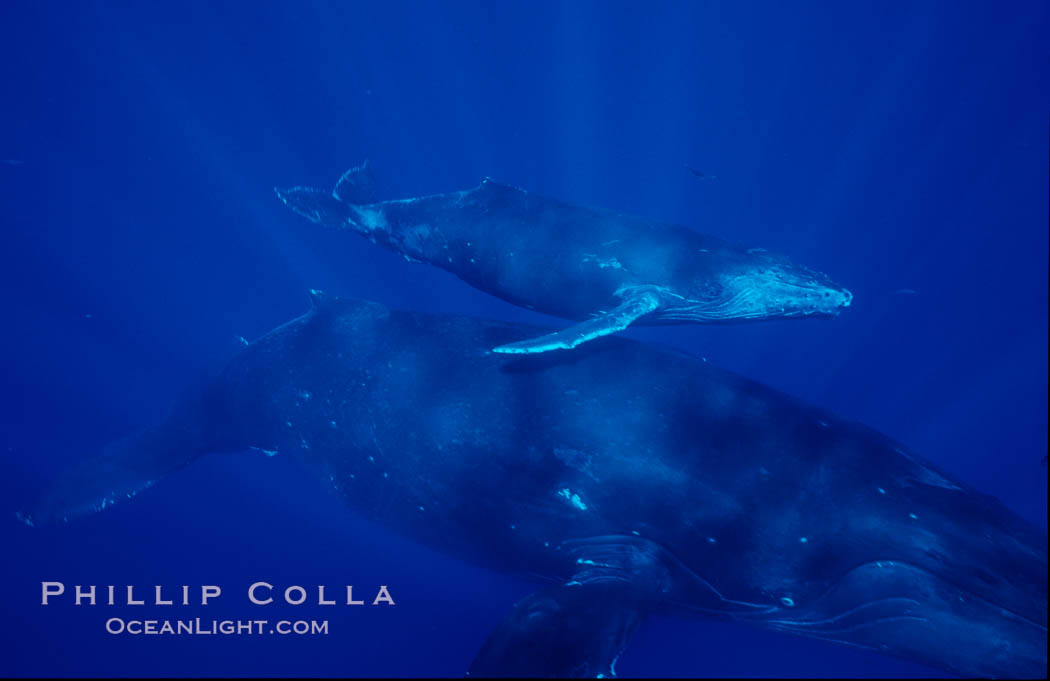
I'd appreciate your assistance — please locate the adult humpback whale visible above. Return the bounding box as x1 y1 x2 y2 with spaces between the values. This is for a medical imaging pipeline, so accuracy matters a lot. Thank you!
275 163 852 353
23 294 1045 678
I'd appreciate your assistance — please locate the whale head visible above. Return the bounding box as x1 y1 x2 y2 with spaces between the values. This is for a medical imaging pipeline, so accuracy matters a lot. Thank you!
666 251 852 323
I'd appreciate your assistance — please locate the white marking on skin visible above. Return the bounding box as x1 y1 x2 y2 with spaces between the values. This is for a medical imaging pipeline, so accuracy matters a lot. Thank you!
370 424 386 460
365 206 390 230
581 253 624 270
556 488 588 511
353 207 389 232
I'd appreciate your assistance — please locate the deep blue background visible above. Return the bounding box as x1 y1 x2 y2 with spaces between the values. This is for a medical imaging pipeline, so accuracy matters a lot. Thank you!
1 1 1046 677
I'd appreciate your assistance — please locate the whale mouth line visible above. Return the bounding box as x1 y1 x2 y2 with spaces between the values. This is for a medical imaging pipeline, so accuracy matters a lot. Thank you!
761 597 929 635
656 287 846 322
728 559 1048 637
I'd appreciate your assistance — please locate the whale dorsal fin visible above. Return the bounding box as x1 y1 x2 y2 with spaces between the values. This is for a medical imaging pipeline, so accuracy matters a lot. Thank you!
492 286 663 354
306 289 350 318
332 160 377 204
308 288 331 309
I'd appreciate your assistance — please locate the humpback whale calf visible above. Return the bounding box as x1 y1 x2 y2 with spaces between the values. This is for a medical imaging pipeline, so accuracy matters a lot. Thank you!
23 294 1045 677
275 163 852 353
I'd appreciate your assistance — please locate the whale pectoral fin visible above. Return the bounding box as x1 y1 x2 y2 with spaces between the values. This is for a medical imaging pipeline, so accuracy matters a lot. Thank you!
468 535 673 678
492 288 662 355
468 580 646 678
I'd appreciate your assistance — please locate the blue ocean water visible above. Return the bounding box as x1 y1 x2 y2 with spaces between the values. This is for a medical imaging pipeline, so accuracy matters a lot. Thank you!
0 1 1046 677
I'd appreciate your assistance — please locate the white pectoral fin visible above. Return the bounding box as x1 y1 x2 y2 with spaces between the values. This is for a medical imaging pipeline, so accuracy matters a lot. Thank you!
493 288 662 354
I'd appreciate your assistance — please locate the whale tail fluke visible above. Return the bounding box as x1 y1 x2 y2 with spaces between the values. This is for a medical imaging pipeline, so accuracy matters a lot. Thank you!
17 390 226 527
332 159 376 205
17 426 206 527
274 185 352 227
274 161 374 229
